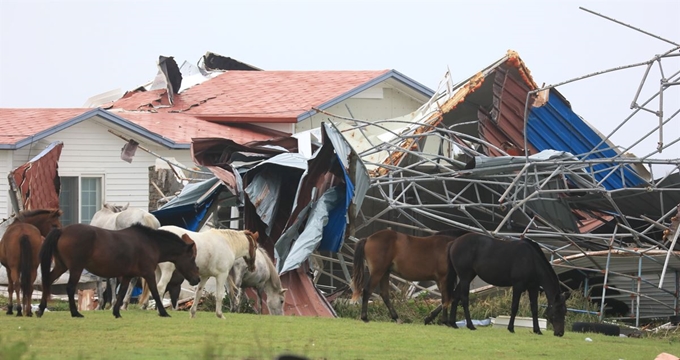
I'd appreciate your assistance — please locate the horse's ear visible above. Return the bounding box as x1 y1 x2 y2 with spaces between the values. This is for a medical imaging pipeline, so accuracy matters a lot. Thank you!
562 291 571 301
281 288 288 295
122 203 130 211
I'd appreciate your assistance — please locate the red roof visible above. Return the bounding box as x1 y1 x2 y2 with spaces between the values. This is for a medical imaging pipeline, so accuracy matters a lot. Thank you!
0 108 88 145
0 108 280 147
105 70 390 123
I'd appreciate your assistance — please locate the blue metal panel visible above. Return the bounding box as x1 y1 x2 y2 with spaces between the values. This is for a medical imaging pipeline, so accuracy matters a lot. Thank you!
527 90 643 190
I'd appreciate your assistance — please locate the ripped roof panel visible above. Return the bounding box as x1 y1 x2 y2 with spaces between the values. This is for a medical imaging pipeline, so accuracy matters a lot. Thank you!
528 89 646 190
10 141 63 211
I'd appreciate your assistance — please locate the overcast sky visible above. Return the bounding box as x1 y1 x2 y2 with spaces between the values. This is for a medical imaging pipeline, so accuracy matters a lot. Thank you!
1 0 678 161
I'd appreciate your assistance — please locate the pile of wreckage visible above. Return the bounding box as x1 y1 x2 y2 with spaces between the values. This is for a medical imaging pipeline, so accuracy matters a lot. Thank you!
2 39 678 326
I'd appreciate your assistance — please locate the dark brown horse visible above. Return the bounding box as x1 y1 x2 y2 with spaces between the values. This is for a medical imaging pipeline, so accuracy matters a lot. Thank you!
443 233 569 336
0 209 62 316
351 228 464 323
36 223 201 318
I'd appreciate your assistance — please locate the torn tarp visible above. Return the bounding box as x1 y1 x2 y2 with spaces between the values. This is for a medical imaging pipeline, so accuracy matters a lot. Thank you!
152 177 224 231
10 141 63 211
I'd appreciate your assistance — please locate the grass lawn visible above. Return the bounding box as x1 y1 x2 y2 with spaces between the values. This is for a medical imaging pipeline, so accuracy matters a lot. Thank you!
0 309 678 359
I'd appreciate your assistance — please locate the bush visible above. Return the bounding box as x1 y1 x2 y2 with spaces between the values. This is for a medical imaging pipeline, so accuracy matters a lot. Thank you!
333 288 600 331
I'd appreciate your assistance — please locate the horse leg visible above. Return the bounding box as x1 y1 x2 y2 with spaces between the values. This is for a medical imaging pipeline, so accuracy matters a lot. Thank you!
256 288 265 315
121 277 137 310
169 282 180 310
37 260 67 317
65 270 85 318
23 269 37 317
109 278 119 309
141 273 170 317
378 273 399 322
528 287 542 335
507 285 526 333
112 277 131 318
189 277 209 319
360 269 384 322
425 279 447 325
214 273 228 319
6 268 14 315
96 278 107 310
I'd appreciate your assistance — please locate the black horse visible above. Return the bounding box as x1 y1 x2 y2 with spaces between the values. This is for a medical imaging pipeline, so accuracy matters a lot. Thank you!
443 233 570 336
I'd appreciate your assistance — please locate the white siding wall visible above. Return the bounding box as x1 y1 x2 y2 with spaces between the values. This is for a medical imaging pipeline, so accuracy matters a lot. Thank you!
5 118 198 214
0 150 12 218
296 87 424 133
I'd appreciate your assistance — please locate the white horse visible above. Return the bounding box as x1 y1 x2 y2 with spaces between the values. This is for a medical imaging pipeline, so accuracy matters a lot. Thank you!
228 247 287 315
90 203 161 310
156 225 259 319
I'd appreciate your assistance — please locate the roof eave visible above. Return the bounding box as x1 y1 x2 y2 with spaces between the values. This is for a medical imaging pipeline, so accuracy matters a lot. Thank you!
1 108 188 150
296 69 435 122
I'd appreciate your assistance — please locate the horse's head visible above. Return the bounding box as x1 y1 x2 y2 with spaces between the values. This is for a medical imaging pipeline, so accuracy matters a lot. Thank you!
244 231 259 272
174 234 201 286
266 288 287 315
17 209 63 236
545 291 570 337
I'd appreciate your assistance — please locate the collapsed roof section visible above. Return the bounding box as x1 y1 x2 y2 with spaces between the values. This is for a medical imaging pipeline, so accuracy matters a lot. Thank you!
318 48 680 324
190 122 369 317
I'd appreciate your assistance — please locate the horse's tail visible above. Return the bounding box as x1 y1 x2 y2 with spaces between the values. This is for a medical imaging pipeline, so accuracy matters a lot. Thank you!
351 238 367 303
39 228 62 298
19 234 33 297
444 241 458 307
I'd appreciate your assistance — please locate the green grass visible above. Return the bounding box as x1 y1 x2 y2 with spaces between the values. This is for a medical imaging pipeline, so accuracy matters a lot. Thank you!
1 293 678 359
0 306 678 359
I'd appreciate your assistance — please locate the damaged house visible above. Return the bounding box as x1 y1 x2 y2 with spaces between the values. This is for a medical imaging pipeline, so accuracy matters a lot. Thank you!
0 52 433 315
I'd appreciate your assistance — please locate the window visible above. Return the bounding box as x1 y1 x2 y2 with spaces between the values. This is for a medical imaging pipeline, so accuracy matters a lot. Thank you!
59 176 103 225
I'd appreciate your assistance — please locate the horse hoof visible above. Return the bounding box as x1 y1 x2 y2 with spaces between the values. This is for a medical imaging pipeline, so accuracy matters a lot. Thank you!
26 313 33 318
468 326 477 331
535 331 543 335
361 317 369 323
73 313 84 318
507 328 515 333
159 313 171 318
6 310 12 315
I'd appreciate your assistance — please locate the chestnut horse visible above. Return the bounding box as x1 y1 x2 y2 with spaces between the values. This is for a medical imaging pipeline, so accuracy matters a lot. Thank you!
443 233 569 336
0 209 62 316
36 223 200 318
351 228 464 323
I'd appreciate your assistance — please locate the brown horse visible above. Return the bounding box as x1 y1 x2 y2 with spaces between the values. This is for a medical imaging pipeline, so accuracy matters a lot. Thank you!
351 228 464 323
443 233 569 336
36 223 201 318
0 209 62 316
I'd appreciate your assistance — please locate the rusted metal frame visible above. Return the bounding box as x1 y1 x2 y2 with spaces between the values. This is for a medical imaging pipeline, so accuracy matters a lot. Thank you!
375 184 428 229
642 125 680 160
602 192 640 246
579 7 680 46
659 227 680 288
498 163 532 205
526 214 605 270
614 107 680 162
458 206 495 237
580 68 680 160
617 223 675 251
599 232 617 321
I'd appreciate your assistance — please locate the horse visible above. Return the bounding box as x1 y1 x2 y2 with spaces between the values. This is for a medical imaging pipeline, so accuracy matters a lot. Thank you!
36 223 200 318
153 225 258 319
0 209 62 316
228 247 288 315
443 232 570 336
90 203 161 310
351 228 464 323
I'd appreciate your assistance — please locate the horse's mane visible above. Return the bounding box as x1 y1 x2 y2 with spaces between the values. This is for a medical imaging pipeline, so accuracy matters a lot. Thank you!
16 209 61 220
129 223 187 248
261 248 283 289
523 238 559 286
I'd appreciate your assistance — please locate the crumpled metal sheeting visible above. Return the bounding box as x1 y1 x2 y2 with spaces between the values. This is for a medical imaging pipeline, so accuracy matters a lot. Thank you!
10 141 63 211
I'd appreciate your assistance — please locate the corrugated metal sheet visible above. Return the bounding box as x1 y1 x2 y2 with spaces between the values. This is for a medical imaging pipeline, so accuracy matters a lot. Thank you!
527 89 644 190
